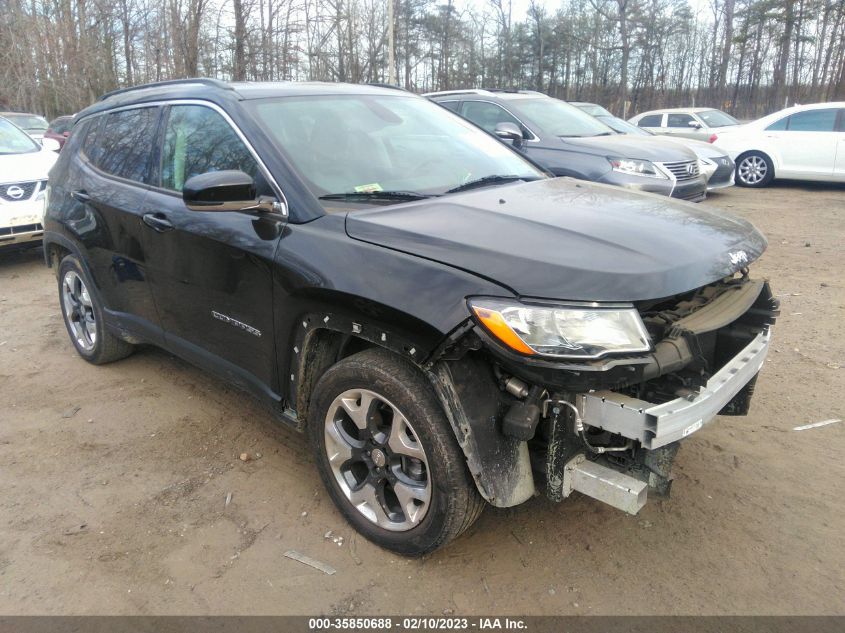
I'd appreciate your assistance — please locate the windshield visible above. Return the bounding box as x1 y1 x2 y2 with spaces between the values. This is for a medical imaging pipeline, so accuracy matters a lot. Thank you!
247 94 544 205
698 109 739 127
4 113 49 133
511 98 614 137
576 103 613 118
0 118 41 154
600 115 651 136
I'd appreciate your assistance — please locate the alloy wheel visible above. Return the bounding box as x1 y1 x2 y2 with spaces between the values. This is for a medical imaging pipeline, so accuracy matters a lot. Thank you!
324 388 431 532
738 155 768 185
62 270 97 351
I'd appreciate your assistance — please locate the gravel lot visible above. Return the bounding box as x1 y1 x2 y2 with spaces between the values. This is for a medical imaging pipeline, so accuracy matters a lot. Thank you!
1 181 843 615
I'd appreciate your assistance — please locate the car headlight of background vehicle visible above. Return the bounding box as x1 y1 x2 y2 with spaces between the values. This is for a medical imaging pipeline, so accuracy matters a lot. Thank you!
608 157 667 179
469 298 652 359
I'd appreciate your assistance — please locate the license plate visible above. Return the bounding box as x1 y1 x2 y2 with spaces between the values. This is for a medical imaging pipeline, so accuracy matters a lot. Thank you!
8 215 39 227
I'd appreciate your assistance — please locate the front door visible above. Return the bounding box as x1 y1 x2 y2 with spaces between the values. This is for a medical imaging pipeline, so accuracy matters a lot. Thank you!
768 108 838 177
140 103 287 399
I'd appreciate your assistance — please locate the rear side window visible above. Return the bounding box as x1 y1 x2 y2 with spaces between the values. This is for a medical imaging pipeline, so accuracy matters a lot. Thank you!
93 107 160 182
160 105 259 191
667 113 695 128
637 114 662 127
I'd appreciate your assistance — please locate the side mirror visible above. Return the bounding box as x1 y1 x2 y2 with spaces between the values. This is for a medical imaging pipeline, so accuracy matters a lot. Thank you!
494 122 524 148
688 121 703 129
41 137 61 152
182 170 285 215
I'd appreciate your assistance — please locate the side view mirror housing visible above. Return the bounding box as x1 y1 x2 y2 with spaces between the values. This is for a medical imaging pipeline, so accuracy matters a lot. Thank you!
494 122 524 148
182 170 285 215
41 137 61 152
688 120 703 129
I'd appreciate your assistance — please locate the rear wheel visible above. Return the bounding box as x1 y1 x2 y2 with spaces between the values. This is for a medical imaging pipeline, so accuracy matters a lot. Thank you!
58 255 133 364
308 348 484 555
735 151 774 187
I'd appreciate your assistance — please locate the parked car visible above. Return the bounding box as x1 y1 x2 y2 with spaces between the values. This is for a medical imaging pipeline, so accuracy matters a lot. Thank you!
45 115 75 150
571 102 734 190
44 79 777 555
0 116 58 249
711 102 845 187
426 90 707 201
629 107 740 142
0 112 50 142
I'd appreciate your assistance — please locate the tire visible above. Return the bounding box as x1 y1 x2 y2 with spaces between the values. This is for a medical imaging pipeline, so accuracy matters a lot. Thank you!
735 151 774 188
308 348 484 555
58 254 133 364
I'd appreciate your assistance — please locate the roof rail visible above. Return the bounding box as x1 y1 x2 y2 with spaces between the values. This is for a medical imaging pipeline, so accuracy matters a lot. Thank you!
366 82 408 91
98 78 233 102
422 89 494 97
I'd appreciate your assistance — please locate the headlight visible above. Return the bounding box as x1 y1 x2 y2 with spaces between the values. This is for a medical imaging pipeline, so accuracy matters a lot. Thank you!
608 157 667 179
469 298 652 359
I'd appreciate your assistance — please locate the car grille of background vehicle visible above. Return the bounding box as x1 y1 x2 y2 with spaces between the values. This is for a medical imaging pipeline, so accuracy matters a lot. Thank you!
661 160 700 181
0 181 39 202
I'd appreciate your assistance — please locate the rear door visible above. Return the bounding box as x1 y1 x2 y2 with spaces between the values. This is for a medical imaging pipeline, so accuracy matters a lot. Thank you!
635 113 664 135
766 108 838 177
140 102 286 398
70 106 164 343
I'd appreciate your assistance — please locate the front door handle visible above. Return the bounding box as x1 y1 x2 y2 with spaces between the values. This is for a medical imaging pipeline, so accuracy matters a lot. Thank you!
70 189 90 203
142 213 174 233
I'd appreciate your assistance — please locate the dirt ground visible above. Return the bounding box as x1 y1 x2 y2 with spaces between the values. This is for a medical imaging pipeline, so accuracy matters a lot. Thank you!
1 181 843 616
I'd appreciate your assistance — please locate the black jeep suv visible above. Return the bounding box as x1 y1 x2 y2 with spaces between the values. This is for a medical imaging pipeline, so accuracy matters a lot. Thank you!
44 79 777 555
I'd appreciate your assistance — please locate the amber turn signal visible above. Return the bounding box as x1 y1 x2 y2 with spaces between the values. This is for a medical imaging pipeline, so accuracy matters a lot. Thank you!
472 306 535 355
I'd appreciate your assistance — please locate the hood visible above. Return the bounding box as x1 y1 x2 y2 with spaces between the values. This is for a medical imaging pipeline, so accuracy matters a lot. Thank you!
660 137 727 160
0 149 56 185
345 178 766 302
554 135 698 162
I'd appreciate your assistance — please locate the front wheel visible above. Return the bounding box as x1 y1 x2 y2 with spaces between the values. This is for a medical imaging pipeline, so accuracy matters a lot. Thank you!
735 151 774 188
308 348 484 555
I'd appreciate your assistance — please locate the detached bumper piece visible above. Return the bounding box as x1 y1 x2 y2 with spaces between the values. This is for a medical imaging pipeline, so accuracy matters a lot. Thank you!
577 328 771 449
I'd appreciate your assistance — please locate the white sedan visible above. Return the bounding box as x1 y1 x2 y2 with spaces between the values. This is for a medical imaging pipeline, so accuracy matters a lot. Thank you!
713 102 845 187
0 116 59 249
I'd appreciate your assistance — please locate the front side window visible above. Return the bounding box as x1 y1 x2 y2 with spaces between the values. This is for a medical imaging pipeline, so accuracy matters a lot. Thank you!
437 101 461 113
94 107 160 182
765 117 789 131
667 113 695 128
246 94 544 205
637 114 663 127
50 117 73 134
0 117 41 154
461 101 522 134
782 109 837 132
160 105 260 192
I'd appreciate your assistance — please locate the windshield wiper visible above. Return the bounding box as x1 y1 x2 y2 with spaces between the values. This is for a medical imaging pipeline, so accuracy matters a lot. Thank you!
318 191 432 202
446 175 536 194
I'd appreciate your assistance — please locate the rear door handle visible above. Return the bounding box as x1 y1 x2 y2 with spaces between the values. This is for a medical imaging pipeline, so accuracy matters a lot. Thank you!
70 189 90 203
142 213 174 232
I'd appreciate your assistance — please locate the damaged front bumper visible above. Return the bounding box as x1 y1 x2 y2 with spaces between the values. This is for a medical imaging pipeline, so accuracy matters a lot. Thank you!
577 327 771 450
